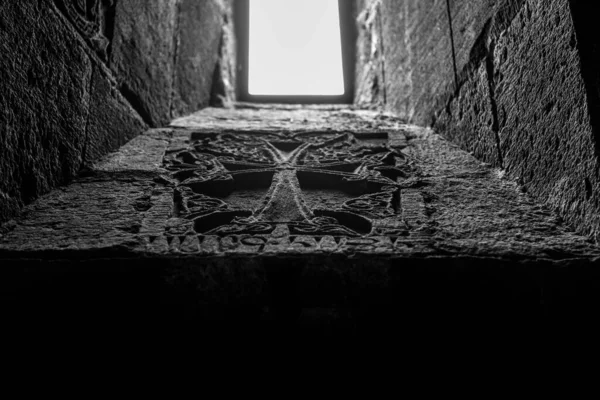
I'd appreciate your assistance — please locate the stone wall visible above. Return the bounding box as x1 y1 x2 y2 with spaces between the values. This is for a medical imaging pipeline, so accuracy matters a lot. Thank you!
354 0 385 108
355 0 600 240
108 0 234 125
0 0 233 224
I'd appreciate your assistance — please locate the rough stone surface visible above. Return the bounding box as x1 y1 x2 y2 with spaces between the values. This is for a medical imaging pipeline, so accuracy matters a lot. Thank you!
381 0 454 124
445 0 519 79
0 1 92 223
92 129 172 173
373 0 523 125
110 0 179 127
368 0 600 240
0 1 227 224
430 0 525 168
354 0 385 108
106 0 230 125
53 0 116 60
492 0 600 241
2 106 600 332
435 63 501 166
210 0 237 107
171 0 225 117
84 62 148 164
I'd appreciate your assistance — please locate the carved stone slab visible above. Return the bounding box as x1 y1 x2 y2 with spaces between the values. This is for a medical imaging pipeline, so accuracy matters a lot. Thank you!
154 130 420 255
3 107 598 262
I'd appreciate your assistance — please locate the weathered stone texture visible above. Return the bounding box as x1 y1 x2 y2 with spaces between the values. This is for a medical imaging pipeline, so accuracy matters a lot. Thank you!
492 0 600 240
405 126 593 258
354 0 385 108
110 0 179 127
375 0 524 125
84 62 148 163
92 129 172 173
171 0 225 117
381 0 454 124
2 106 598 261
109 0 231 123
0 0 149 224
433 0 524 167
0 1 92 223
52 0 116 61
374 0 600 239
3 107 600 330
80 0 230 126
435 63 500 166
446 0 512 79
210 0 237 107
1 0 228 224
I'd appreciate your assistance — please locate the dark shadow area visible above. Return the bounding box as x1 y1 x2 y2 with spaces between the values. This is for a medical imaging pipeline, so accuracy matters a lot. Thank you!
568 0 600 158
3 256 600 341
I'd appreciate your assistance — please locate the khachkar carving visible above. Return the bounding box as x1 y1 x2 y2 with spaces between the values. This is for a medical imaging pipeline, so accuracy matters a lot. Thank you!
54 0 114 60
160 131 416 254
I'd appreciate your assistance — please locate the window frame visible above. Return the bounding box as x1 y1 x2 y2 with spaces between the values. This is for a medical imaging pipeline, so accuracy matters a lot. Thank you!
234 0 356 104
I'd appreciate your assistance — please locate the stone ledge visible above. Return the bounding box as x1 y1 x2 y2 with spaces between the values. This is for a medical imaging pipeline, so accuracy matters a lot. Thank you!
2 106 599 330
2 107 597 260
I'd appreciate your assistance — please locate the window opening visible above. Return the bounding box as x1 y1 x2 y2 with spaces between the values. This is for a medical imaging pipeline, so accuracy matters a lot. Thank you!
235 0 356 103
248 0 344 96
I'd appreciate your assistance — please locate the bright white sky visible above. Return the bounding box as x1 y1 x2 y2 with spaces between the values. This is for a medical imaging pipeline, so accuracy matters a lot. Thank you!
248 0 345 96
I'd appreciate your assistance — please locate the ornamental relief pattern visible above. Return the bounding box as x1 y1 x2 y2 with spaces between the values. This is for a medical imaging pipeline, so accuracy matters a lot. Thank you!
162 131 415 242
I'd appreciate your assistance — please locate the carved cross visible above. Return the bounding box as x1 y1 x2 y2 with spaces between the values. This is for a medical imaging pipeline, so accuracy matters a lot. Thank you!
164 131 409 237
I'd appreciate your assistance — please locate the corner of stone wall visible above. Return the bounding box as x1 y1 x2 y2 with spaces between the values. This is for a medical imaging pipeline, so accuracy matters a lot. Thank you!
108 0 228 125
490 0 600 241
170 0 228 119
432 0 526 168
0 1 149 225
380 0 455 123
50 1 150 164
0 0 231 225
384 0 600 241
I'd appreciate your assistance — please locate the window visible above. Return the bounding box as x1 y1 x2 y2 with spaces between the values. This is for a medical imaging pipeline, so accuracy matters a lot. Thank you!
235 0 356 103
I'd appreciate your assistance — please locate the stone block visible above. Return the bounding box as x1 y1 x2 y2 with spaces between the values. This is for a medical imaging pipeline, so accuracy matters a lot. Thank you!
434 62 500 166
381 0 454 125
0 0 227 225
377 0 600 238
376 0 525 125
432 0 525 166
210 0 237 107
171 0 224 117
4 106 600 332
84 62 147 164
0 1 92 222
354 0 385 108
92 129 172 173
492 0 600 239
447 0 504 77
110 0 179 127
